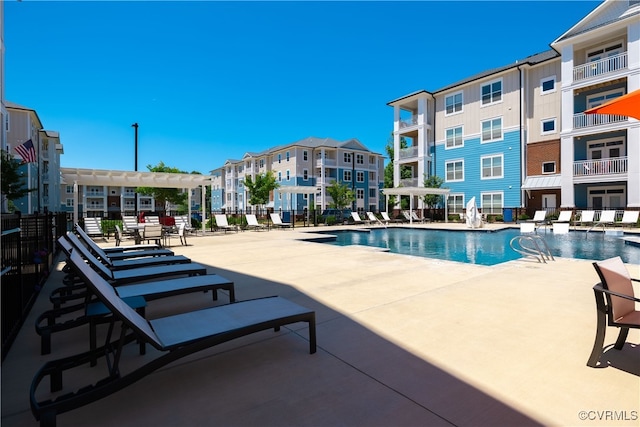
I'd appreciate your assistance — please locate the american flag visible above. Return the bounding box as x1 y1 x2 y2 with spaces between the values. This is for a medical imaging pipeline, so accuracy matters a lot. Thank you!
14 139 36 163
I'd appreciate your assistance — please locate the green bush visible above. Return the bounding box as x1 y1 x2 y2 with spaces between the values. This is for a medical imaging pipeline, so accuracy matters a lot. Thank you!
518 214 530 221
325 215 337 226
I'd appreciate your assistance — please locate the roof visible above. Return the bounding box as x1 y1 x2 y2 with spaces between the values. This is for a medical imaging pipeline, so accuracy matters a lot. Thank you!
521 175 562 190
61 168 212 189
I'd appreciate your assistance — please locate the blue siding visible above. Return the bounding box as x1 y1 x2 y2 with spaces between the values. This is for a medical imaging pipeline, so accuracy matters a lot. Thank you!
435 129 522 208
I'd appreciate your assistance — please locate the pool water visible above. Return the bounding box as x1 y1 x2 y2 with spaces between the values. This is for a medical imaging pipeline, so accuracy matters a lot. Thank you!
312 228 640 266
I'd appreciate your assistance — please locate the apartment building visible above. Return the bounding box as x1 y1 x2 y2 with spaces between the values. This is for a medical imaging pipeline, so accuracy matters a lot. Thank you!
389 0 639 215
211 137 385 214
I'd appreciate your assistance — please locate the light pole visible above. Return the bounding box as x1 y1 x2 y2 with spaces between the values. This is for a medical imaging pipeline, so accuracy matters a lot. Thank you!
132 123 139 217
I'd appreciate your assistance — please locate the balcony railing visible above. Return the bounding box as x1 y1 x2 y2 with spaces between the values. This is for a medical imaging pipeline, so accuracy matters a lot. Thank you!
573 52 627 81
315 158 336 167
399 146 419 160
317 178 336 186
574 112 627 129
399 116 417 128
399 177 419 187
573 157 627 176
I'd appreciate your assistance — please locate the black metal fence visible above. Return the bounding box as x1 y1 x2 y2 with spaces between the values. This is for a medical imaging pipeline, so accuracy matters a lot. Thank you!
1 212 67 361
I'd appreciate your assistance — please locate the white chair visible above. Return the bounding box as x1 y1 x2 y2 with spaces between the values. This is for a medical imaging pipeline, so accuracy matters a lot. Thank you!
214 214 238 233
83 217 105 241
592 210 617 230
410 211 427 223
529 210 547 226
351 212 365 225
269 213 291 229
380 212 391 225
145 215 160 225
142 224 163 246
617 210 639 228
576 210 595 228
245 214 267 231
552 211 573 234
366 212 383 226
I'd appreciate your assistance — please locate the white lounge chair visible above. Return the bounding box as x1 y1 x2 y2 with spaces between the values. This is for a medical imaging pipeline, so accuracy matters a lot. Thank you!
214 214 238 233
528 210 547 227
83 217 105 241
575 210 595 228
366 212 384 226
590 210 617 231
617 210 639 228
380 212 391 225
410 211 427 223
270 213 291 229
351 212 366 225
552 211 573 234
245 214 267 231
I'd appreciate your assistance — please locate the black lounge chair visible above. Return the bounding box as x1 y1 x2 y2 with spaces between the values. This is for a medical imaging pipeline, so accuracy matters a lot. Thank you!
76 224 174 260
31 250 316 427
587 256 640 367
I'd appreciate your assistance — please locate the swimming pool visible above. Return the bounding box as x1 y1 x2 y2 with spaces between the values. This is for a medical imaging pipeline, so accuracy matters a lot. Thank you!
310 228 640 266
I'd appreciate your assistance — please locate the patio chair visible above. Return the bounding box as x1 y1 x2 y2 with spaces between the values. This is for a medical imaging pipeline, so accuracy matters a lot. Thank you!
575 210 595 228
31 250 316 427
367 212 384 226
144 215 160 225
589 210 616 232
122 215 139 234
381 212 402 224
270 213 292 229
214 214 239 233
80 224 174 260
527 210 548 227
617 210 639 228
351 212 366 225
552 210 573 234
587 256 640 367
245 214 267 231
142 224 164 245
174 215 194 235
82 217 105 241
410 211 428 223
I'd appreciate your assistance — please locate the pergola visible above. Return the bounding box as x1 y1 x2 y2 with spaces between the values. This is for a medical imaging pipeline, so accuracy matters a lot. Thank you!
61 168 212 232
382 187 451 224
274 185 321 224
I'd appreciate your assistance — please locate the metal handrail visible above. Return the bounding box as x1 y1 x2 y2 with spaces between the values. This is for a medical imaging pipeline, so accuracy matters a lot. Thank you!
510 234 555 263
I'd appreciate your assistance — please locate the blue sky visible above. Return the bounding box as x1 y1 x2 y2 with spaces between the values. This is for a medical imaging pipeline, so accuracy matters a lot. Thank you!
5 1 600 175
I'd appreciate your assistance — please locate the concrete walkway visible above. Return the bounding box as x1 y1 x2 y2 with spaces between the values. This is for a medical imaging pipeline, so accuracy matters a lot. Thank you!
2 224 639 426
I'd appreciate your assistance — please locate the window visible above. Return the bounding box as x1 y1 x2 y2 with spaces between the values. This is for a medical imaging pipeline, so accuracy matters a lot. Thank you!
303 169 308 180
344 170 352 181
445 126 463 149
66 198 74 207
343 152 352 163
541 118 556 135
481 79 502 105
369 188 377 198
286 170 290 180
541 76 556 94
303 151 308 161
542 162 556 174
66 185 73 193
356 171 364 182
356 189 364 199
481 117 502 142
481 192 503 214
356 154 364 165
445 160 464 182
286 151 290 161
481 154 503 179
278 154 282 163
259 159 264 168
587 89 625 109
445 91 463 115
278 172 282 182
369 155 376 164
447 194 464 213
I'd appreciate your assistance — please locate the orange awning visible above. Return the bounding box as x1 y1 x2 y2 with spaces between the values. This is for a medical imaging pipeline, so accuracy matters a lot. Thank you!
584 88 640 120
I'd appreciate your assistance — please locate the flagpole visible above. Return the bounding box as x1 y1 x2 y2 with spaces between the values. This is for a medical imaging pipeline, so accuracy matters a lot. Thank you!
37 136 41 213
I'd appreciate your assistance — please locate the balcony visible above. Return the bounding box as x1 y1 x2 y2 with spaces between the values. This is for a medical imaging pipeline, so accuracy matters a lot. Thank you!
399 146 419 160
399 177 419 187
315 158 336 167
574 112 627 129
317 178 336 187
573 52 627 82
399 116 418 129
573 156 627 177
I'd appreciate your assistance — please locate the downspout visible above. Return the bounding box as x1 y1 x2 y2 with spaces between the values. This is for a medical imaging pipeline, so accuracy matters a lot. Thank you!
518 63 525 211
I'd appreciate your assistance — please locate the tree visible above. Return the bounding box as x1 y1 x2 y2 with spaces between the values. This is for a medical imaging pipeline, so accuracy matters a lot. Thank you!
136 161 188 211
326 180 354 210
422 174 446 221
383 134 411 210
243 171 279 210
1 149 34 211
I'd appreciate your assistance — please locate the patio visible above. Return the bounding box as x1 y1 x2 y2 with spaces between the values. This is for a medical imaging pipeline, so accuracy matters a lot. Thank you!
2 224 639 426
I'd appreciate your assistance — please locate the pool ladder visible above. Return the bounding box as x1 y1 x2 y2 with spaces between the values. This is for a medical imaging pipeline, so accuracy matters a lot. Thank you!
509 234 555 263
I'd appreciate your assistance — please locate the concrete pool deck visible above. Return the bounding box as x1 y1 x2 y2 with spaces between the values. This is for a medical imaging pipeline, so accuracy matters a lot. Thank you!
2 222 639 426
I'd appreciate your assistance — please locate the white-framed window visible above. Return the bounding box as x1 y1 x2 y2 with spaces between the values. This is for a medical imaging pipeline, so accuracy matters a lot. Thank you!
481 192 503 214
369 155 376 164
356 189 364 199
369 188 377 198
356 154 364 165
303 194 308 200
481 117 502 143
286 170 290 180
588 185 626 209
541 118 556 135
587 88 625 109
445 91 463 115
278 193 282 201
303 151 308 161
447 194 464 213
356 171 364 182
481 154 503 179
587 137 624 160
343 152 352 163
343 170 352 181
286 151 290 162
278 154 282 163
66 185 73 193
541 76 556 94
303 169 308 180
259 159 264 168
278 172 282 182
586 40 623 63
481 79 502 105
542 161 556 174
445 126 463 149
445 160 464 182
66 198 74 207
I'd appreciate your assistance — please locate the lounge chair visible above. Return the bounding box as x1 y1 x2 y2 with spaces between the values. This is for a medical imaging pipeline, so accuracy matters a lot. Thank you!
270 213 292 229
575 210 595 228
144 215 160 225
67 231 190 270
214 214 239 233
82 217 105 241
31 249 316 427
527 210 548 227
552 210 573 234
77 224 174 260
587 256 640 367
367 212 384 226
381 212 402 224
351 212 366 225
589 210 616 232
174 215 195 235
245 214 267 231
410 211 428 223
617 210 639 228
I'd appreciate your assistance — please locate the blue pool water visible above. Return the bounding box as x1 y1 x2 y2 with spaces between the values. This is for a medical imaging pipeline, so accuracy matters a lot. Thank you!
311 228 640 266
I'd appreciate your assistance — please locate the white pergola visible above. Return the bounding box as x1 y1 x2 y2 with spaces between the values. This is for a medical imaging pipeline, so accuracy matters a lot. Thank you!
274 185 321 224
382 187 451 224
61 168 212 232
